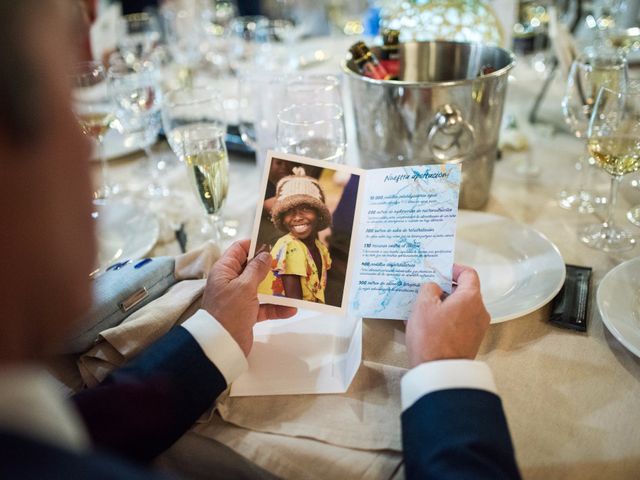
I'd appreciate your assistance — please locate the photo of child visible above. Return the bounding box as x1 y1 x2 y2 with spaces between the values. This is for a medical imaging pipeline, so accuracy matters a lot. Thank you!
253 153 361 312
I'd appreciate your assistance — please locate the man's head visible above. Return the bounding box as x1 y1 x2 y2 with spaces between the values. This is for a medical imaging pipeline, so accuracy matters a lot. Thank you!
0 0 95 363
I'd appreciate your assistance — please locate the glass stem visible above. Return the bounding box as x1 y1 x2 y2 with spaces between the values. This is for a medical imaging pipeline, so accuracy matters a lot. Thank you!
144 146 159 185
208 213 222 243
179 67 193 89
97 136 110 201
604 175 621 239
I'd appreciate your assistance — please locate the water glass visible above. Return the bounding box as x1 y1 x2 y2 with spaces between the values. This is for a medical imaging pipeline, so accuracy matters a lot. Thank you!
276 103 346 163
108 58 164 196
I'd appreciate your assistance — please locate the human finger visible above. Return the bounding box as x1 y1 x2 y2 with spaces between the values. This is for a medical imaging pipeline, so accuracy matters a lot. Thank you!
452 265 481 291
418 282 444 300
240 251 272 287
452 264 475 281
212 241 250 278
258 304 298 321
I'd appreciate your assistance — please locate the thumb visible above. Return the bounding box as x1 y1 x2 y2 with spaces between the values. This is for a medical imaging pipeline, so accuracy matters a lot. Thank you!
417 282 444 304
240 251 272 287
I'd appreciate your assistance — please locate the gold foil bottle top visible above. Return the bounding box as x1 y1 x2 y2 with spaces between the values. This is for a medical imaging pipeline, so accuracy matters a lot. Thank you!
382 29 400 48
349 41 372 64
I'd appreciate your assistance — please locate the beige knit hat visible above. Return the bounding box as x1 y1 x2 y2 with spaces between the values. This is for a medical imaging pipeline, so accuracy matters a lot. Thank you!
271 166 332 233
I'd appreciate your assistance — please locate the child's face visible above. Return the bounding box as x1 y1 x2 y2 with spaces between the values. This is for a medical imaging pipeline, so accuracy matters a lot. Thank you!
283 206 318 240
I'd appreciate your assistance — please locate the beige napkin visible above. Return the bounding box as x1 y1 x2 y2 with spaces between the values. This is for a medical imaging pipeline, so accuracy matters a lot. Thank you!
77 241 220 387
216 360 405 452
189 414 404 480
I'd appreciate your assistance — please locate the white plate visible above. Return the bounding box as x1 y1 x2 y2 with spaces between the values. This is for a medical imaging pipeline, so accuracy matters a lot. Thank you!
597 257 640 358
95 202 159 269
455 211 566 323
93 128 156 162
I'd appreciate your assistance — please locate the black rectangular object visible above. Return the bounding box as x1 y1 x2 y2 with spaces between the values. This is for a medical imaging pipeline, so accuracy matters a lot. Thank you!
549 264 592 332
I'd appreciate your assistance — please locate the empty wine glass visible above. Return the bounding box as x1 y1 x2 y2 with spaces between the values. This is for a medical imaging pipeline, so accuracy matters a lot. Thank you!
71 61 115 202
108 58 164 197
117 12 161 67
161 3 209 87
276 103 346 163
226 15 269 75
286 74 342 106
162 88 229 244
254 18 301 71
579 83 640 251
560 49 628 213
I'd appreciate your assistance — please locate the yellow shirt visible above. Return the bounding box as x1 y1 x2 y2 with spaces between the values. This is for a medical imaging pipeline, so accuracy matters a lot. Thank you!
258 234 332 303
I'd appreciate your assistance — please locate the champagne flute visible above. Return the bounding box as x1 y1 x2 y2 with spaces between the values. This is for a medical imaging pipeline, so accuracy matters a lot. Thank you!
276 103 346 163
108 57 164 197
162 87 229 244
560 50 628 213
72 61 115 202
579 83 640 252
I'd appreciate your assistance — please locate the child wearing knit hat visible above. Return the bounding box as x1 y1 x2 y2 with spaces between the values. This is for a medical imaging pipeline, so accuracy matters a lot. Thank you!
258 167 332 303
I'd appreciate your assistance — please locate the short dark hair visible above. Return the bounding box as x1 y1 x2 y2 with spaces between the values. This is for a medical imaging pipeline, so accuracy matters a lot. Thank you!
0 1 45 143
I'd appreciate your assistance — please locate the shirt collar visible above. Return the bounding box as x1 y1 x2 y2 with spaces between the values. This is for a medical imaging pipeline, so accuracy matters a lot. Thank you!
0 365 89 452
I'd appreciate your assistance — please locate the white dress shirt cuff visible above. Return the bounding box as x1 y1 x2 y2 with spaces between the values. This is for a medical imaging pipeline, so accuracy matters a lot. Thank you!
401 359 498 411
182 309 249 386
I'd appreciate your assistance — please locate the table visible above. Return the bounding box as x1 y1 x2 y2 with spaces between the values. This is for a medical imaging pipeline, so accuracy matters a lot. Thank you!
99 44 640 480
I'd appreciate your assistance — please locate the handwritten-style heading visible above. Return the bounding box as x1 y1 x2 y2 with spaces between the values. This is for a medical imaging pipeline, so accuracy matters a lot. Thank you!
383 170 450 184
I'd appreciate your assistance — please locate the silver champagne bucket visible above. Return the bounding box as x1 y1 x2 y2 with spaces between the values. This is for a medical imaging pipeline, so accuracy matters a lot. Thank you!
344 41 515 209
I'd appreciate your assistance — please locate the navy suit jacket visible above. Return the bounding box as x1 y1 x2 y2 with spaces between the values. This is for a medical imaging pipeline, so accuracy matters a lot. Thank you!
1 326 522 479
0 326 226 479
402 388 522 479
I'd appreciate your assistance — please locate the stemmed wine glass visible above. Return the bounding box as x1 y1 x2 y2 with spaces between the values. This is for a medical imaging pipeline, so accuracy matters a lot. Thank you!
117 12 161 67
226 15 269 75
108 57 164 197
579 83 640 252
71 61 115 202
276 103 346 163
162 88 230 245
560 50 628 213
161 3 208 87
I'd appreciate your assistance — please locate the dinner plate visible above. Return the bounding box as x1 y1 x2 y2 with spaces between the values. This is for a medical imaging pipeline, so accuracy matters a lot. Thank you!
597 257 640 358
455 211 566 323
93 128 156 162
94 202 159 269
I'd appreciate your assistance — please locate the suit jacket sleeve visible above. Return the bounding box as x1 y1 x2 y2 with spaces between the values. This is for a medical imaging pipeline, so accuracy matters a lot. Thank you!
402 388 521 480
71 326 227 463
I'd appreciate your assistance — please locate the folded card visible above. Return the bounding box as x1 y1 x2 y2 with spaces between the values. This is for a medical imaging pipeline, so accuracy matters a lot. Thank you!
250 151 461 321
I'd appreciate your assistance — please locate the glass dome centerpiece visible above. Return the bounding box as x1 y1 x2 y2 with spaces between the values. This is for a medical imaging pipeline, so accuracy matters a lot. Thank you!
379 0 504 46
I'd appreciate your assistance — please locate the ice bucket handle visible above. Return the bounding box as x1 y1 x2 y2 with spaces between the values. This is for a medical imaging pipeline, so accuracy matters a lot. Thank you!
427 104 475 164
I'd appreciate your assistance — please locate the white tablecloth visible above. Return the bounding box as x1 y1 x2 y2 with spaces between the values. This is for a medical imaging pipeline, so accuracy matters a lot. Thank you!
97 41 640 480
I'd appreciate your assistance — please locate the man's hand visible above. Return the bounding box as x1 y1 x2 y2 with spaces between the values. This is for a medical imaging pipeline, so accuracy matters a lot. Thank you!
405 264 490 367
201 240 297 356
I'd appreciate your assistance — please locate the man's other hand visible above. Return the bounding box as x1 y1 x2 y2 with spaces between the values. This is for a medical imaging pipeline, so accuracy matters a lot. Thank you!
201 240 297 356
406 264 490 367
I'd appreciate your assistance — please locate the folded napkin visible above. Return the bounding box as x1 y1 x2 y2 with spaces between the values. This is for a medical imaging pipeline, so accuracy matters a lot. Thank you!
77 241 220 387
216 360 405 452
188 414 404 480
